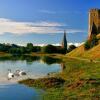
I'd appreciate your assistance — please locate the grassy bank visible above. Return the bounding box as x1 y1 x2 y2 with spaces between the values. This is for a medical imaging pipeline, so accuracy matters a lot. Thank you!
19 56 100 100
0 52 10 57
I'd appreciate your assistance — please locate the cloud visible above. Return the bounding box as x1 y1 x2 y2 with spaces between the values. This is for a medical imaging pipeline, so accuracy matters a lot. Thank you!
32 42 84 47
0 18 86 35
39 10 56 14
68 42 84 47
65 29 86 34
39 10 84 15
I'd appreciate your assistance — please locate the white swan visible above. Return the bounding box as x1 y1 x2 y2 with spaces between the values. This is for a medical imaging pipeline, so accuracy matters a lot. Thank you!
19 70 26 76
8 69 14 80
15 70 26 76
14 70 20 76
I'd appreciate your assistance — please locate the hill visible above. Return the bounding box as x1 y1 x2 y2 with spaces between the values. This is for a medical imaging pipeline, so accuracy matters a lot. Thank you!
67 44 85 57
66 34 100 60
82 44 100 60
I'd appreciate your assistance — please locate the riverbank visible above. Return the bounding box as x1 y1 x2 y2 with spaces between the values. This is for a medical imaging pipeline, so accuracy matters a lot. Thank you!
19 56 100 100
0 52 99 99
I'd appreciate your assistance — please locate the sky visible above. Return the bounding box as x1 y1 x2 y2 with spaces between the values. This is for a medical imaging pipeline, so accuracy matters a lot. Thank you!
0 0 99 45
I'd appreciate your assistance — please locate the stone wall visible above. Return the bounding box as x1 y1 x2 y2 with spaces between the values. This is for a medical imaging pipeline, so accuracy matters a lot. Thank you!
88 9 100 39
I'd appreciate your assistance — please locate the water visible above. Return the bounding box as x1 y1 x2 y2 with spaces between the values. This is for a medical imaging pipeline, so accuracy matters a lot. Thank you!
0 55 62 100
0 84 42 100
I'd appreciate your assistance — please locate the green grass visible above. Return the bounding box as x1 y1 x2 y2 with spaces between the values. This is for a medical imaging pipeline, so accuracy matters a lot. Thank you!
19 57 100 100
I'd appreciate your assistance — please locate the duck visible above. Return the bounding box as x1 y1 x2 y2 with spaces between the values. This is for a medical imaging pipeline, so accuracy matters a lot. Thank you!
8 69 14 80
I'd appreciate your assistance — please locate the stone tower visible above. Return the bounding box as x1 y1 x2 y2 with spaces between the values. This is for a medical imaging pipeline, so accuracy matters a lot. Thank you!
62 30 67 50
88 8 100 39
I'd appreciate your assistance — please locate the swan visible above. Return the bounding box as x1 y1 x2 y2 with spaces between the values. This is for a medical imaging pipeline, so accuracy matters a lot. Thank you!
15 70 26 76
14 70 20 76
8 69 14 80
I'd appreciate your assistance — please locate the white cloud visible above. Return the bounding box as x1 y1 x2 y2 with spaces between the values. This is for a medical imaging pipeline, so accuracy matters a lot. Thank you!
0 18 86 35
39 10 56 14
68 42 84 47
33 42 84 47
39 10 84 15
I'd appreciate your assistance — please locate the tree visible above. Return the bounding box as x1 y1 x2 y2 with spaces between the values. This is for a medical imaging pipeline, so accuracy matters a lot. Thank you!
67 45 76 52
26 43 33 52
84 40 91 50
42 45 57 54
90 35 98 47
33 46 41 52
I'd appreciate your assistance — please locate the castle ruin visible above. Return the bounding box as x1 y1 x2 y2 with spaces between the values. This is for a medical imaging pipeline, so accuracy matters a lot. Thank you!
88 9 100 39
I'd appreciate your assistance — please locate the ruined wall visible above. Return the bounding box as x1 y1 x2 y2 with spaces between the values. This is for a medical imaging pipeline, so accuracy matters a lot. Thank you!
88 9 100 39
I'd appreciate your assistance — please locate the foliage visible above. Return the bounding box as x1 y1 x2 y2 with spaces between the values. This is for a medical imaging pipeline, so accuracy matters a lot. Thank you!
84 35 98 50
0 43 67 54
42 44 66 54
84 40 91 50
26 43 33 52
0 43 42 55
67 45 76 52
33 46 41 52
42 45 57 54
90 35 98 47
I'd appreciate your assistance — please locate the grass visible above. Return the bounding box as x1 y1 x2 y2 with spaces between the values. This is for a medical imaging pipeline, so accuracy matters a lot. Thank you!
19 56 100 100
0 51 99 99
66 44 85 57
66 34 100 61
19 77 65 89
82 44 100 60
0 52 10 57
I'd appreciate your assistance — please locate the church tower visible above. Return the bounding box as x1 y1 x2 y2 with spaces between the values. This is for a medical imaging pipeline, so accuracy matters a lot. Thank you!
62 30 67 50
88 9 100 39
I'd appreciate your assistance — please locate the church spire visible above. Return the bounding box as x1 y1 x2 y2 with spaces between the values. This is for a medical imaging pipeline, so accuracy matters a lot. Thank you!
62 30 67 50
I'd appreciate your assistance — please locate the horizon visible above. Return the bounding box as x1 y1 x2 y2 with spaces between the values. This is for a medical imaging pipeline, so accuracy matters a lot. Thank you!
0 0 100 45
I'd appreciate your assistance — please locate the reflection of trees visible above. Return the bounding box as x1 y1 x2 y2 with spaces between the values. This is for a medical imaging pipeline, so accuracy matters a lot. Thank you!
0 55 40 63
41 56 61 65
0 55 64 66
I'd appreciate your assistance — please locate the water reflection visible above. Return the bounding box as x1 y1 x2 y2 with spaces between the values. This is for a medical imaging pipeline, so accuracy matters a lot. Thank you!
41 56 61 65
0 55 64 100
0 55 64 83
0 55 62 65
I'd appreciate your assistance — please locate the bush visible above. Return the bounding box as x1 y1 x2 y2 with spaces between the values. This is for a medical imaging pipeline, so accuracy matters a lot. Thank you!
42 45 66 54
26 43 33 52
84 40 91 50
67 45 76 52
84 35 98 50
90 35 98 47
42 45 57 54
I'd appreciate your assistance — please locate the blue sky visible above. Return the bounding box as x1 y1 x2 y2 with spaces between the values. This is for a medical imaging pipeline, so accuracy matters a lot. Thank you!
0 0 99 45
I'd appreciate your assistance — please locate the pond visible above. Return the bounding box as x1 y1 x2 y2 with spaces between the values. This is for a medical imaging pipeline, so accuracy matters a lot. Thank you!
0 55 62 100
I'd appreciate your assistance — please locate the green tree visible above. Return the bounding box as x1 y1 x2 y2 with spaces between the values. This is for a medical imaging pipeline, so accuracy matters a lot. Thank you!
84 40 91 50
67 45 76 52
42 45 57 54
26 43 33 52
90 35 98 47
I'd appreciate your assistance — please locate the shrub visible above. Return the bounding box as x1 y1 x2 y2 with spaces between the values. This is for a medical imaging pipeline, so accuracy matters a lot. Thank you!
84 40 91 50
67 45 76 52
